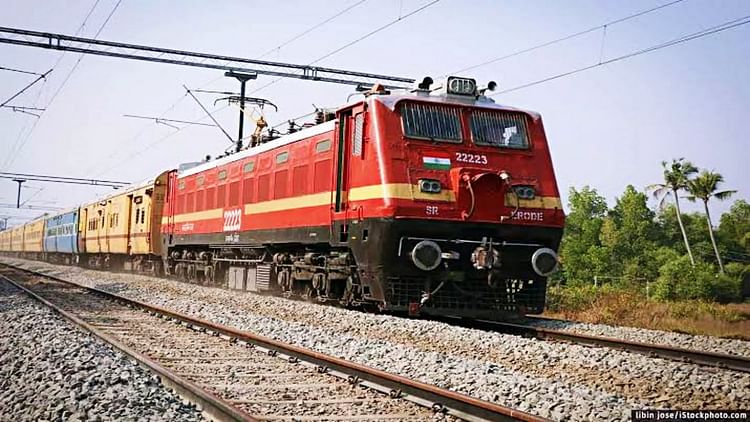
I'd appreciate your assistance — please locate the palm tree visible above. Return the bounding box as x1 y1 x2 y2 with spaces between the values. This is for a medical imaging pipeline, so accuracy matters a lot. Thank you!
686 171 736 273
647 158 698 266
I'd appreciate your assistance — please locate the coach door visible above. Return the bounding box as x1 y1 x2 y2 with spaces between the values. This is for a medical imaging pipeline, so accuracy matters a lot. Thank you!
126 194 134 255
79 208 87 253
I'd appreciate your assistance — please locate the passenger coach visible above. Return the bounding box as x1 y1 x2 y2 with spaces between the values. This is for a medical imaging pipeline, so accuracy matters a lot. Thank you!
43 209 80 264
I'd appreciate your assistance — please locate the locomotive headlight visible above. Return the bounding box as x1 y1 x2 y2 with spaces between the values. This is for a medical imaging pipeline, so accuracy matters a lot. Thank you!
411 240 442 271
447 76 477 96
531 248 559 277
419 179 442 193
513 185 536 200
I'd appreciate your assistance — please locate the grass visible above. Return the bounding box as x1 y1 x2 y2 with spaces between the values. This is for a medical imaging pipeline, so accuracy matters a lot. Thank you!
544 284 750 340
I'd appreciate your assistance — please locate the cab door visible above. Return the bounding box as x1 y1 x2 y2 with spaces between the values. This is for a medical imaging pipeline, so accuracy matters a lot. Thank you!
331 105 365 244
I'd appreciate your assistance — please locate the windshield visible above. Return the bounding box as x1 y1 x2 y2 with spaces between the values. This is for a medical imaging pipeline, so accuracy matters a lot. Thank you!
470 111 529 149
401 102 462 143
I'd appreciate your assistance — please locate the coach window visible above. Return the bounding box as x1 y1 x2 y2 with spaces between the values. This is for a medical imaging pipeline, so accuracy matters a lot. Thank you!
276 151 289 164
400 102 462 143
196 175 205 187
470 111 530 149
243 161 255 173
218 170 227 181
315 139 331 154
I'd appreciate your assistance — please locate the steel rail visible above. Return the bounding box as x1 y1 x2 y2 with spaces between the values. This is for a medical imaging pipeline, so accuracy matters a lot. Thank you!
0 262 548 422
0 271 259 422
439 316 750 373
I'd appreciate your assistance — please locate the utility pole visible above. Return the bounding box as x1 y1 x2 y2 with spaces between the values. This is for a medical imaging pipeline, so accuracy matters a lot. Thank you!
225 71 257 152
12 178 25 208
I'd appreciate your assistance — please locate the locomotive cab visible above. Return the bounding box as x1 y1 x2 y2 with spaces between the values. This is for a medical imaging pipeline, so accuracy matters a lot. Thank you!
338 77 565 319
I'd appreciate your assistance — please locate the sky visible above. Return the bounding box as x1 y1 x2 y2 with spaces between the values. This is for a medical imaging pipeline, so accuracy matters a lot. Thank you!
1 0 748 228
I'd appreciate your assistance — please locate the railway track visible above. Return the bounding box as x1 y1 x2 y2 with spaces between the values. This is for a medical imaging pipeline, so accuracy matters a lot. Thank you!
436 315 750 374
0 263 546 422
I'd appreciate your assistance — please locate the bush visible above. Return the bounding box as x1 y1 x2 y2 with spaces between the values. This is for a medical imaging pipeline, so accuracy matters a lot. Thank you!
653 256 716 301
651 255 745 302
667 300 744 322
712 273 742 303
725 262 750 279
546 284 599 313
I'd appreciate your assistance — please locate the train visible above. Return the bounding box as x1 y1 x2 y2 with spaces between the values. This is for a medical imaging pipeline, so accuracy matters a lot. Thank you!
0 76 565 320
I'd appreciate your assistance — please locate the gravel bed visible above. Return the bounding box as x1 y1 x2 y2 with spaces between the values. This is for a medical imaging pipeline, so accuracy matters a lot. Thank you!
528 318 750 358
5 258 750 421
0 275 205 422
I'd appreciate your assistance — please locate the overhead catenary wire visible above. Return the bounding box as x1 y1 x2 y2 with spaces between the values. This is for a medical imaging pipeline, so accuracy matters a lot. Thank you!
0 172 129 185
41 0 123 109
0 65 45 76
311 0 440 66
449 0 687 75
2 0 122 171
87 0 372 176
2 0 103 171
0 69 53 108
256 0 369 60
248 0 442 96
0 203 63 211
95 103 231 177
492 14 750 96
183 85 235 143
122 114 218 129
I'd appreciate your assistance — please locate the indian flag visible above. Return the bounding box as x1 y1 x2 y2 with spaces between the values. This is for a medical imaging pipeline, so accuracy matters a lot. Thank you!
423 155 451 170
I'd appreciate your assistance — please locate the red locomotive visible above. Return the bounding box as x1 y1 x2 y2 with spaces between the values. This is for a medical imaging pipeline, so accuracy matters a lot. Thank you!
162 76 564 319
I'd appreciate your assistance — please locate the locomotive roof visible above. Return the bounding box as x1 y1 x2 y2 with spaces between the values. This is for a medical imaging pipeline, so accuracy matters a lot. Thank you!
372 93 542 120
178 92 541 180
179 119 336 178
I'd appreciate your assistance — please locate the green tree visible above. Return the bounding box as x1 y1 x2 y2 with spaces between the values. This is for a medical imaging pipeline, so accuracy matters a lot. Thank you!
686 171 736 273
601 185 661 282
647 158 698 266
559 186 608 284
718 200 750 258
655 206 702 252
